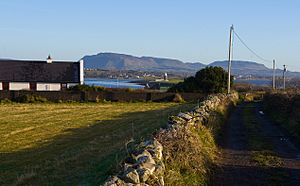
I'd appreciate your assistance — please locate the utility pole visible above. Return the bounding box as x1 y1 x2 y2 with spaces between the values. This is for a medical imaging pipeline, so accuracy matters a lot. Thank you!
283 65 287 90
272 60 276 90
227 25 234 94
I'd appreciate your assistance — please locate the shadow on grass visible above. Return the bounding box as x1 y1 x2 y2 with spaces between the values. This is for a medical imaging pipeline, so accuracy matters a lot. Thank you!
0 103 194 186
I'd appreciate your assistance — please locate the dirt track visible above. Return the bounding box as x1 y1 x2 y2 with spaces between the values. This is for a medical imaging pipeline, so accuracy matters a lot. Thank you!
212 102 300 186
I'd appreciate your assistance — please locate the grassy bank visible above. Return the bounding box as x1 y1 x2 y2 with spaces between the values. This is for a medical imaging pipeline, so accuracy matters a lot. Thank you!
263 93 300 145
0 102 195 185
159 96 236 186
162 125 218 186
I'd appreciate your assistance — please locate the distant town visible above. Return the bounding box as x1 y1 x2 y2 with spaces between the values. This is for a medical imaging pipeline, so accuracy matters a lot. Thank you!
84 68 183 80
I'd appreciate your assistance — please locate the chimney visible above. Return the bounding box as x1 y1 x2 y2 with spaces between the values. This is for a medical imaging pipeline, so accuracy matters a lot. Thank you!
47 54 53 63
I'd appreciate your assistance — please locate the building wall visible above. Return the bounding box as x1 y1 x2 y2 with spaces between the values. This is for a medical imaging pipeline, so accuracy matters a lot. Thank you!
79 60 84 85
9 82 30 90
36 83 61 91
0 82 78 91
67 83 79 88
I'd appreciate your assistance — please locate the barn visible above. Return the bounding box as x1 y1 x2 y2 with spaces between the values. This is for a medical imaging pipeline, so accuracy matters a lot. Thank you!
0 56 84 91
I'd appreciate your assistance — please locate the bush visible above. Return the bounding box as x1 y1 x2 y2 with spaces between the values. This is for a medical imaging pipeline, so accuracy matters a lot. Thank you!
15 95 48 103
168 66 232 93
68 84 106 92
168 77 198 93
0 98 12 104
172 93 185 103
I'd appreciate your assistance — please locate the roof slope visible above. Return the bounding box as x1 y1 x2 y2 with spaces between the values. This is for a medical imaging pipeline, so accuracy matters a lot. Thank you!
0 60 80 83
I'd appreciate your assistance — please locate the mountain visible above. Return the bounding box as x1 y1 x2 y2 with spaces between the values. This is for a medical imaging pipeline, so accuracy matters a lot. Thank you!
82 53 300 77
82 53 205 74
209 60 269 77
209 60 300 77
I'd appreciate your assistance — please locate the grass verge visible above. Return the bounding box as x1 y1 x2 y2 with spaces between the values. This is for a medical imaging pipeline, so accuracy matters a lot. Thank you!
159 100 234 186
263 93 300 146
161 125 218 186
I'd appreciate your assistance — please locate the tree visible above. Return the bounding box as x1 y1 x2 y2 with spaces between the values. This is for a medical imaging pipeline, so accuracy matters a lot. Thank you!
168 76 198 93
168 66 232 93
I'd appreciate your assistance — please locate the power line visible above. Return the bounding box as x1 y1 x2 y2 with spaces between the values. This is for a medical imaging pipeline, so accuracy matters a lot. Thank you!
233 30 272 63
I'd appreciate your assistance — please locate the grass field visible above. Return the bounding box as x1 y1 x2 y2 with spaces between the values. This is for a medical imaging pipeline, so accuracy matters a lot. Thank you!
0 102 195 185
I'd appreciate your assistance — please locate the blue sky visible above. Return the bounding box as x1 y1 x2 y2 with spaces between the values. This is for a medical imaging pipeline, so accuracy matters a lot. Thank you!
0 0 300 71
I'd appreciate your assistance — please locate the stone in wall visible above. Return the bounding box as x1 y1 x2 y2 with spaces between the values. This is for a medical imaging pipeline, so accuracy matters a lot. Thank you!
103 93 238 186
103 139 165 186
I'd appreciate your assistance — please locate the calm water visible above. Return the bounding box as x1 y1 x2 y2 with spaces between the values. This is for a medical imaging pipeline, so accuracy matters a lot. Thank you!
85 78 272 89
84 78 144 89
235 79 272 86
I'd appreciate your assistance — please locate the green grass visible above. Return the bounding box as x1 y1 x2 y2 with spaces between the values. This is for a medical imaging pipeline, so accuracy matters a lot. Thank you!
163 125 217 186
252 151 282 167
167 79 184 84
159 79 184 91
0 102 195 186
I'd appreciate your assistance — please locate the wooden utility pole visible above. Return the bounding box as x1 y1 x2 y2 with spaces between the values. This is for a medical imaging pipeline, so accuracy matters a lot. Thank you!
283 65 287 90
272 60 276 90
227 25 234 94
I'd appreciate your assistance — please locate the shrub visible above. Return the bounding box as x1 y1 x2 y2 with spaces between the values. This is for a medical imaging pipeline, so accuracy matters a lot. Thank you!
15 95 48 103
0 98 12 104
68 84 106 92
172 93 185 103
168 66 232 93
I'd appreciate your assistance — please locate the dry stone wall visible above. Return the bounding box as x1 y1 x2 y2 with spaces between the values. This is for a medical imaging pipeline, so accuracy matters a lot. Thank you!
103 93 238 186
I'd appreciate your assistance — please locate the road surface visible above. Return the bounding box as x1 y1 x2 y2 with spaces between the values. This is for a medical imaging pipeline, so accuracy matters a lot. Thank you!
212 101 300 186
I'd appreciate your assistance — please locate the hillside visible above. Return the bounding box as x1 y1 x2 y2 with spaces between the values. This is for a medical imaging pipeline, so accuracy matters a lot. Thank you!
82 53 205 74
82 53 300 77
209 60 300 77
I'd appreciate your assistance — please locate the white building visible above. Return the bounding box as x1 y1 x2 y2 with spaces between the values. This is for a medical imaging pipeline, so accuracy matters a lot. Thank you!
0 56 84 91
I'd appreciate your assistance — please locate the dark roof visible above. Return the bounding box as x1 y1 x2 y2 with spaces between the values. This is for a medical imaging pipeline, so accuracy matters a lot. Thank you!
0 59 80 83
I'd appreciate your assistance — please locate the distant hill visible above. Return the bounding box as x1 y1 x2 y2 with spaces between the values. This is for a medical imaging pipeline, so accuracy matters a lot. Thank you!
82 53 205 74
209 60 300 77
82 53 300 77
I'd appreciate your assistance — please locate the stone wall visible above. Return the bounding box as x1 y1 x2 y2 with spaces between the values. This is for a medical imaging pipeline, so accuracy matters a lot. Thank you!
103 93 238 186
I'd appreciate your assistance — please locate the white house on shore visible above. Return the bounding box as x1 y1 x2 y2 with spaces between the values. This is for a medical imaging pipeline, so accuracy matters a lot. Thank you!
0 56 84 91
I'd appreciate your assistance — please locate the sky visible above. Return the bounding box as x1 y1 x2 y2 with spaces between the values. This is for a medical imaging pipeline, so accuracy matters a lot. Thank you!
0 0 300 71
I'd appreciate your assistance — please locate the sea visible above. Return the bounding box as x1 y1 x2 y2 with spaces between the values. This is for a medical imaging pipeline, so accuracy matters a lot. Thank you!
84 78 273 89
84 78 144 89
234 79 272 86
